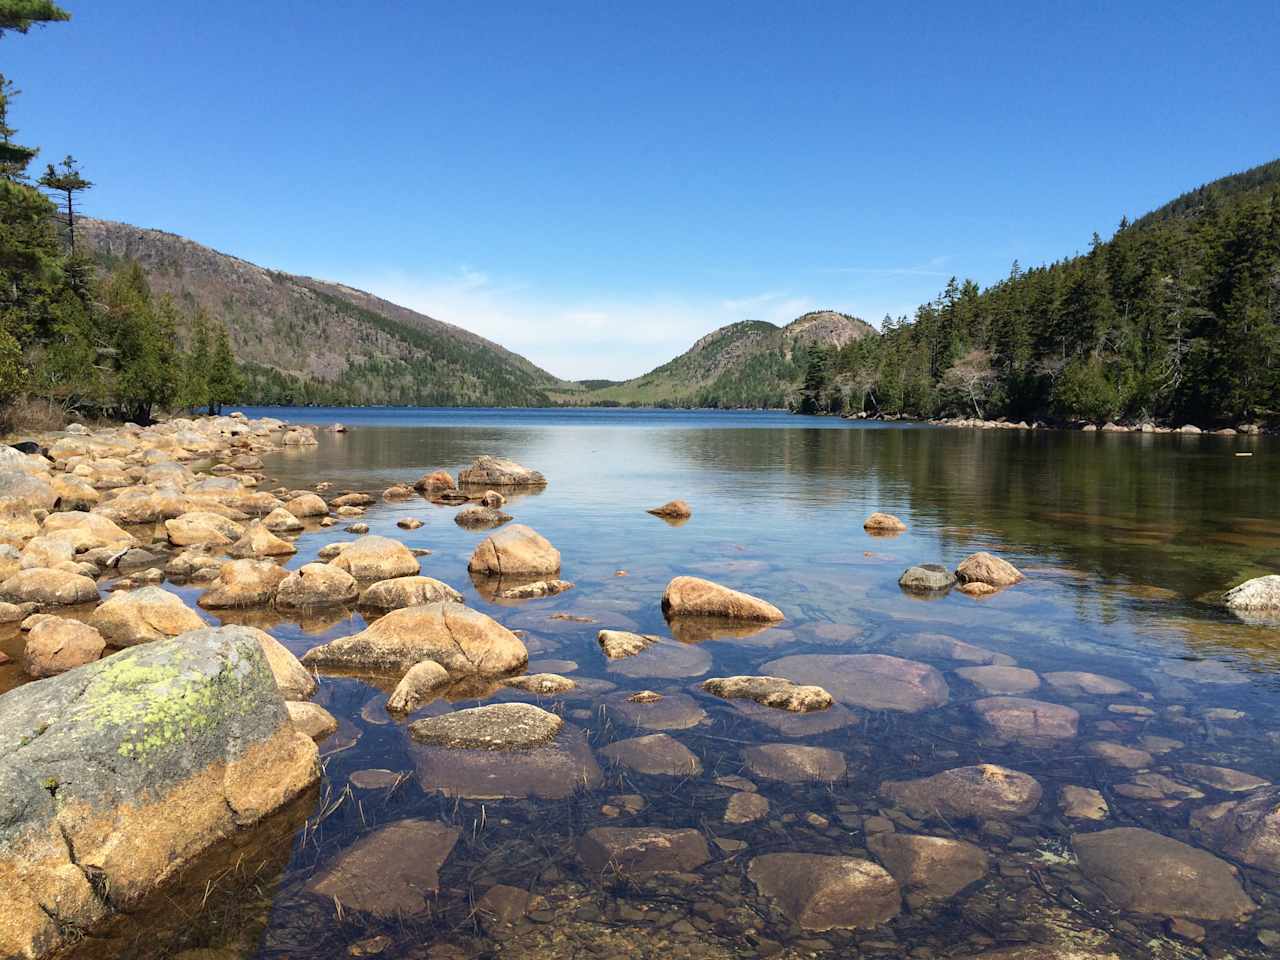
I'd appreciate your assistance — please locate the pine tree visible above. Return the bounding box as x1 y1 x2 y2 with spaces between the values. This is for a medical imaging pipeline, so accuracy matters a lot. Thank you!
38 155 91 250
206 320 243 414
0 1 70 36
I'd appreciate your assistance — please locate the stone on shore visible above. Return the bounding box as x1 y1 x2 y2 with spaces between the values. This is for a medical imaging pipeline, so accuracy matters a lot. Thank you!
275 562 359 609
866 833 989 904
899 563 956 592
742 743 847 783
358 575 462 610
661 576 783 622
578 827 709 876
701 675 833 712
387 659 451 713
955 552 1024 588
458 456 546 487
648 499 692 519
306 819 460 915
409 703 562 749
89 585 206 647
748 853 900 931
880 765 1042 820
0 627 319 960
600 733 702 776
198 559 289 608
0 567 99 606
328 534 420 580
972 696 1078 742
1074 827 1254 920
467 524 560 577
864 512 907 534
23 617 106 676
762 653 949 713
302 602 527 676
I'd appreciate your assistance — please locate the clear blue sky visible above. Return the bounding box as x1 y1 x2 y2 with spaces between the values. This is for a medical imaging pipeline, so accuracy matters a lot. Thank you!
6 1 1278 379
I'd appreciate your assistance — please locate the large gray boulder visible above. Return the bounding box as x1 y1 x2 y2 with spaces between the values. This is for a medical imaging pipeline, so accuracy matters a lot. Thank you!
0 626 319 960
458 455 546 487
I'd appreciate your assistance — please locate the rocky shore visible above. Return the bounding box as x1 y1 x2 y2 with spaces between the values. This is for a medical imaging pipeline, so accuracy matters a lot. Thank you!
841 411 1269 435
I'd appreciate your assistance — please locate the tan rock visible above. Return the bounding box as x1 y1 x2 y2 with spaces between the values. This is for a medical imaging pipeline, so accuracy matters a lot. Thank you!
306 819 460 915
358 575 462 610
454 505 513 528
275 562 359 609
329 535 420 580
409 703 563 750
40 511 134 552
496 578 574 600
198 559 289 608
866 833 989 904
647 499 692 519
386 659 451 713
661 576 783 622
971 696 1078 742
165 511 246 547
881 764 1042 820
242 626 316 700
597 629 660 659
701 675 833 712
1060 785 1108 821
468 524 561 577
90 585 206 647
748 853 900 931
226 520 296 559
725 791 769 824
283 492 328 518
0 567 98 606
864 511 907 534
502 673 577 694
287 701 338 741
23 617 106 676
458 456 545 487
955 552 1023 587
413 469 457 493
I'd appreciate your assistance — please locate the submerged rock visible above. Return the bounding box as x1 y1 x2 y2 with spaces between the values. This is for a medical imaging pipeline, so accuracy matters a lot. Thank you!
578 827 709 875
661 576 783 622
412 723 600 800
1059 785 1109 821
0 626 319 960
700 675 833 712
971 696 1078 742
90 585 206 647
468 523 560 577
1074 827 1254 920
955 665 1040 695
742 743 846 783
1192 785 1280 873
880 764 1042 820
357 575 462 610
409 703 563 750
328 534 420 580
866 833 989 904
604 691 707 730
898 563 955 592
600 733 702 776
888 632 1015 666
386 659 451 712
598 629 660 659
762 653 949 714
458 456 546 487
1180 763 1269 793
306 819 460 915
955 551 1024 588
1042 671 1135 696
748 853 900 931
605 636 711 679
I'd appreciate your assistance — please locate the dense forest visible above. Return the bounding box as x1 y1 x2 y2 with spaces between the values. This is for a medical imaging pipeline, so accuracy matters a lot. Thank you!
802 159 1280 425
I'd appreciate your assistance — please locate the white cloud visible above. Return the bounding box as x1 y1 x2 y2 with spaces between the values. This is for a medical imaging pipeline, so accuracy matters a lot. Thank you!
342 267 821 381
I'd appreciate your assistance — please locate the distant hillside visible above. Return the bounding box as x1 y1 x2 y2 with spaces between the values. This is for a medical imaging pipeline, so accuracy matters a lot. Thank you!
557 311 876 408
78 219 566 406
1132 157 1280 229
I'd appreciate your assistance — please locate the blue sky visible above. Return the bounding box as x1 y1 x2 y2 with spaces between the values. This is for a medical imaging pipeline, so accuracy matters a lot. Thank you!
6 2 1278 379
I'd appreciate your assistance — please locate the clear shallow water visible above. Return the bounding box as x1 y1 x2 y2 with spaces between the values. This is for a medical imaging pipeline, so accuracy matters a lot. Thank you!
41 409 1280 958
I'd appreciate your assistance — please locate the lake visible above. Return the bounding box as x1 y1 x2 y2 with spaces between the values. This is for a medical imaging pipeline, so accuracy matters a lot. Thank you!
59 408 1280 958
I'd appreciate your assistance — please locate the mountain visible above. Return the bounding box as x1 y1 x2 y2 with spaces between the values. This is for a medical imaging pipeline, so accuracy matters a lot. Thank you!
555 311 876 408
1132 157 1280 229
78 219 566 407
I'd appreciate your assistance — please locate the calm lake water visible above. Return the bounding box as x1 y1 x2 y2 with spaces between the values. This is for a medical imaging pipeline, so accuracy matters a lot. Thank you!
49 409 1280 958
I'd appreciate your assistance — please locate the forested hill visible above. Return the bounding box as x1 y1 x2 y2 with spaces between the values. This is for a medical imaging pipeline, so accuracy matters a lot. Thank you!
807 157 1280 425
78 219 566 407
557 311 876 408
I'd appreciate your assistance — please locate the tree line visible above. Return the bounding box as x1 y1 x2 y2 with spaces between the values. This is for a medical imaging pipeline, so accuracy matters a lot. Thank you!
800 160 1280 426
0 2 243 425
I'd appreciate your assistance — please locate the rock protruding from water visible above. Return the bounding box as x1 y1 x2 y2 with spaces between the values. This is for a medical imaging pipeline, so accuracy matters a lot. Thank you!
899 563 956 592
762 653 949 713
302 602 527 676
467 523 561 578
742 743 847 782
662 576 784 621
22 616 105 676
1224 574 1280 612
971 696 1078 742
955 552 1024 588
198 558 289 608
358 575 462 610
455 505 513 529
880 764 1042 820
459 456 547 487
701 675 833 712
413 469 457 494
578 827 709 875
328 534 420 580
275 562 359 609
0 567 98 606
0 626 319 960
409 703 563 750
306 819 460 915
864 512 907 534
748 853 900 931
1074 827 1254 920
89 585 206 647
648 499 692 519
598 629 660 659
1192 785 1280 874
227 521 297 559
387 659 451 713
866 833 989 904
600 733 702 776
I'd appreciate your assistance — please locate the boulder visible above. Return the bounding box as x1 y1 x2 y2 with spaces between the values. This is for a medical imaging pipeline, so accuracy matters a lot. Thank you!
1192 785 1280 873
306 819 460 915
1074 827 1254 920
0 627 319 960
410 703 562 749
23 617 106 677
599 733 702 776
864 512 907 534
661 576 783 622
226 521 297 559
458 456 546 487
880 764 1042 820
331 492 375 508
866 833 988 904
898 563 956 592
302 602 527 676
165 511 246 547
578 827 709 875
275 563 359 609
197 559 289 608
358 575 462 610
955 552 1023 588
283 492 328 518
748 853 900 931
387 659 451 713
40 511 134 552
412 469 457 493
455 505 512 529
971 696 1079 742
742 743 846 783
647 500 692 519
328 535 420 580
762 653 949 713
1224 575 1280 612
89 586 206 647
467 524 560 577
239 626 315 701
700 675 833 712
0 567 98 606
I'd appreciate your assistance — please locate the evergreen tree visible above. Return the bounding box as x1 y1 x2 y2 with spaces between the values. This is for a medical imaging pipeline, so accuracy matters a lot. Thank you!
0 1 70 36
38 154 90 249
206 320 243 414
